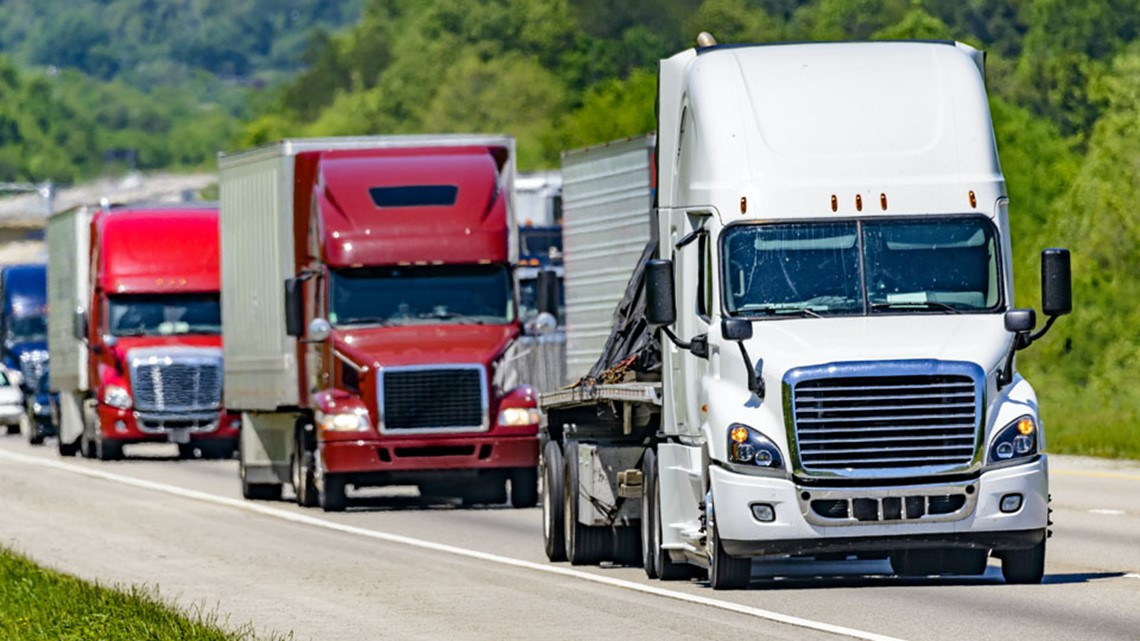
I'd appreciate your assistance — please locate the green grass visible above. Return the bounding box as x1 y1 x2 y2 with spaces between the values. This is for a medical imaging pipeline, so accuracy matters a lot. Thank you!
0 547 286 641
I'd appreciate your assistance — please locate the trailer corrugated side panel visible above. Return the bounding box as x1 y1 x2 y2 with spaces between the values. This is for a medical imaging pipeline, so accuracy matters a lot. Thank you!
46 208 89 393
219 148 298 410
560 136 654 380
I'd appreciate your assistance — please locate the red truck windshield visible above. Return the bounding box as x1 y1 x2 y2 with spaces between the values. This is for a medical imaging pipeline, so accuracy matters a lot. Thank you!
107 294 221 336
329 264 514 326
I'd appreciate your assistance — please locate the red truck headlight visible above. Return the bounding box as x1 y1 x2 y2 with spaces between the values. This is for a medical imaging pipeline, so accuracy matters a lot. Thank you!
497 407 540 426
316 409 370 432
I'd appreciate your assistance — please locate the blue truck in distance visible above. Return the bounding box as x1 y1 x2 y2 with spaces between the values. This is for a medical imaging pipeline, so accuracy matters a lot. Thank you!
0 263 54 443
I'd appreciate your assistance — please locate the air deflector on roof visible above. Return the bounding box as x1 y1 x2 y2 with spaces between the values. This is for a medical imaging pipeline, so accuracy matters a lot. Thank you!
370 185 458 208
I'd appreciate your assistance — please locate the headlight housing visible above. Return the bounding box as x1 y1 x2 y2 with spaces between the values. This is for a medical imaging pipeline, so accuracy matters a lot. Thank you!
989 415 1038 464
726 423 785 475
497 406 540 426
103 385 132 409
316 409 370 432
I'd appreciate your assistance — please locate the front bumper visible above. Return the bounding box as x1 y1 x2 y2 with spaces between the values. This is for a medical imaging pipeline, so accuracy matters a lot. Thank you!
0 404 23 424
320 433 539 477
97 404 241 443
712 456 1049 557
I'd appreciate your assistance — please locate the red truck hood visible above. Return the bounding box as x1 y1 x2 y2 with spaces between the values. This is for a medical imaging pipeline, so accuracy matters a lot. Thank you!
111 335 222 364
334 324 518 369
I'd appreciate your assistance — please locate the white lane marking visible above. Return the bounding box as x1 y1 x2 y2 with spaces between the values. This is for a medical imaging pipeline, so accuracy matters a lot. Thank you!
0 450 908 641
1087 509 1126 516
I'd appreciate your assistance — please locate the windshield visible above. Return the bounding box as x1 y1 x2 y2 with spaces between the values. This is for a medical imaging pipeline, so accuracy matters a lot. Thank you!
520 229 563 260
329 264 514 326
7 315 47 342
107 294 221 336
722 217 1001 317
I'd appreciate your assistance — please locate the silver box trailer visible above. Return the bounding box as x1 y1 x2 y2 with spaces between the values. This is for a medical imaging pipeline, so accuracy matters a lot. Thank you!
560 135 655 380
46 206 91 450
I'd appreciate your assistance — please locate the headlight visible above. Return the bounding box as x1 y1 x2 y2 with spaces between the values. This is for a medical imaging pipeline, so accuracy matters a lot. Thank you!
989 415 1038 464
726 423 784 474
103 385 132 409
497 406 540 426
33 402 50 416
316 410 370 432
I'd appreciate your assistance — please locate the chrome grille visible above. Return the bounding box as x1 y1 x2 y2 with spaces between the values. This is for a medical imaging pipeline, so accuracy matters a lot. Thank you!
379 365 487 432
790 365 980 475
128 348 222 413
19 351 48 389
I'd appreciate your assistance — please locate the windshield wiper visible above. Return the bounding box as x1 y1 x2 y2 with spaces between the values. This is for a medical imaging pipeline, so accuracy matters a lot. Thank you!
416 312 487 325
741 306 823 319
339 317 393 326
871 302 962 314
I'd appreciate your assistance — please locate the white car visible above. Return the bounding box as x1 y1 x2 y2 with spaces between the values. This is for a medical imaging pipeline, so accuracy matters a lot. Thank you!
0 369 24 434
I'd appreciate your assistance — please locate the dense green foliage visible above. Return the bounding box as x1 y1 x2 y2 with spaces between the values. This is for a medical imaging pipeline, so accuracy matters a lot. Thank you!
0 547 280 640
0 0 363 181
0 0 1135 456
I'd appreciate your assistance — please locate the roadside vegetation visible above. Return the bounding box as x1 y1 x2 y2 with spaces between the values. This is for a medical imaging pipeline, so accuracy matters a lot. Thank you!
0 547 285 641
0 0 1135 458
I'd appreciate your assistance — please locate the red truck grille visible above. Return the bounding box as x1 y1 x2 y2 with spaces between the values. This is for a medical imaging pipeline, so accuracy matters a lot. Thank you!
378 365 488 433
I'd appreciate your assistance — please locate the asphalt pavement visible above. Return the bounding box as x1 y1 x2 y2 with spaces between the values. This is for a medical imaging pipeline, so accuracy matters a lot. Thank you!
0 437 1137 641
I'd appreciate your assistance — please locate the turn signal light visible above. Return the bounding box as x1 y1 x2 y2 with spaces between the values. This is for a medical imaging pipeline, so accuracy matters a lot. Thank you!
1017 418 1035 435
730 426 748 444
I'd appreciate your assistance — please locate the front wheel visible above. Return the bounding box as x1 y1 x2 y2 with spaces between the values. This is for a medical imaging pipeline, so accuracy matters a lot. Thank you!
27 418 47 446
708 497 751 590
96 437 122 461
1001 539 1045 584
542 440 566 562
292 436 318 508
319 473 348 512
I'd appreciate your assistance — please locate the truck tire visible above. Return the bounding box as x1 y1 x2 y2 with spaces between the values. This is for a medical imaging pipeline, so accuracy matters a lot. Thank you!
5 424 19 435
239 451 283 501
708 502 751 590
510 467 539 508
292 435 318 508
320 474 348 512
542 440 567 562
27 419 46 446
563 440 608 565
57 435 79 457
96 437 123 461
1001 539 1045 584
80 405 98 459
642 448 689 580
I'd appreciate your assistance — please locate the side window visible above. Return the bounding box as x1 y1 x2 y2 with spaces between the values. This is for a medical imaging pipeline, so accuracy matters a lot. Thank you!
696 231 712 320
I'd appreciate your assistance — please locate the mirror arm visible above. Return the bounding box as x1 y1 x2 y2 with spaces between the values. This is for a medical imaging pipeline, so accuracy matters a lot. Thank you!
660 326 691 350
736 341 764 399
1025 314 1058 345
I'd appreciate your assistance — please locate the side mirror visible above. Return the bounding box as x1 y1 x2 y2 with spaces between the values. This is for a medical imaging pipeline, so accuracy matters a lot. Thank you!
721 317 753 341
535 270 559 317
525 312 558 337
307 318 331 343
1041 248 1072 317
645 259 676 327
284 277 304 337
1004 309 1036 333
73 309 88 341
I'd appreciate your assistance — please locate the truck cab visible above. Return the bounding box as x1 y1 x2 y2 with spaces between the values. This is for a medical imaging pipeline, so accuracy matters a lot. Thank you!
48 205 239 460
220 137 540 511
0 264 49 395
540 39 1071 588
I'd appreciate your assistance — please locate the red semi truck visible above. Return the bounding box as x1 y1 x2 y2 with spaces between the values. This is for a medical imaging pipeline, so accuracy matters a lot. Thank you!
47 204 240 460
219 136 540 511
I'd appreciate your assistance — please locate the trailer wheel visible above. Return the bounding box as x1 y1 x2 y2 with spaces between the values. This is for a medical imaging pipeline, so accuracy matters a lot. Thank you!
5 424 19 435
708 498 751 590
292 433 318 508
563 440 608 565
57 434 79 457
510 467 538 508
542 440 567 561
238 446 283 501
319 474 348 512
1001 539 1045 584
642 448 689 580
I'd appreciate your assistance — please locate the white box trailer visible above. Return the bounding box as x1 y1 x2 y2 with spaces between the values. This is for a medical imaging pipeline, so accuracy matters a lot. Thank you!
560 135 655 380
46 206 91 453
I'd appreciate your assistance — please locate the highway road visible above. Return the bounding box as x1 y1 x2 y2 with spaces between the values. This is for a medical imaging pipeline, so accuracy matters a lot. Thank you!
1 436 1138 641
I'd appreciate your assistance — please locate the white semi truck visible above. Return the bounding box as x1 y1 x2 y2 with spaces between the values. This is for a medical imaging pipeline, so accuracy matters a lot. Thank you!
538 37 1071 588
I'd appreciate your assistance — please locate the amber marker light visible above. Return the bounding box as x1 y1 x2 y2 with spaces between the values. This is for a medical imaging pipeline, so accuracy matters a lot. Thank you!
855 194 863 211
740 196 747 214
1017 418 1035 435
880 193 888 210
830 195 838 212
969 190 977 208
730 426 748 444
